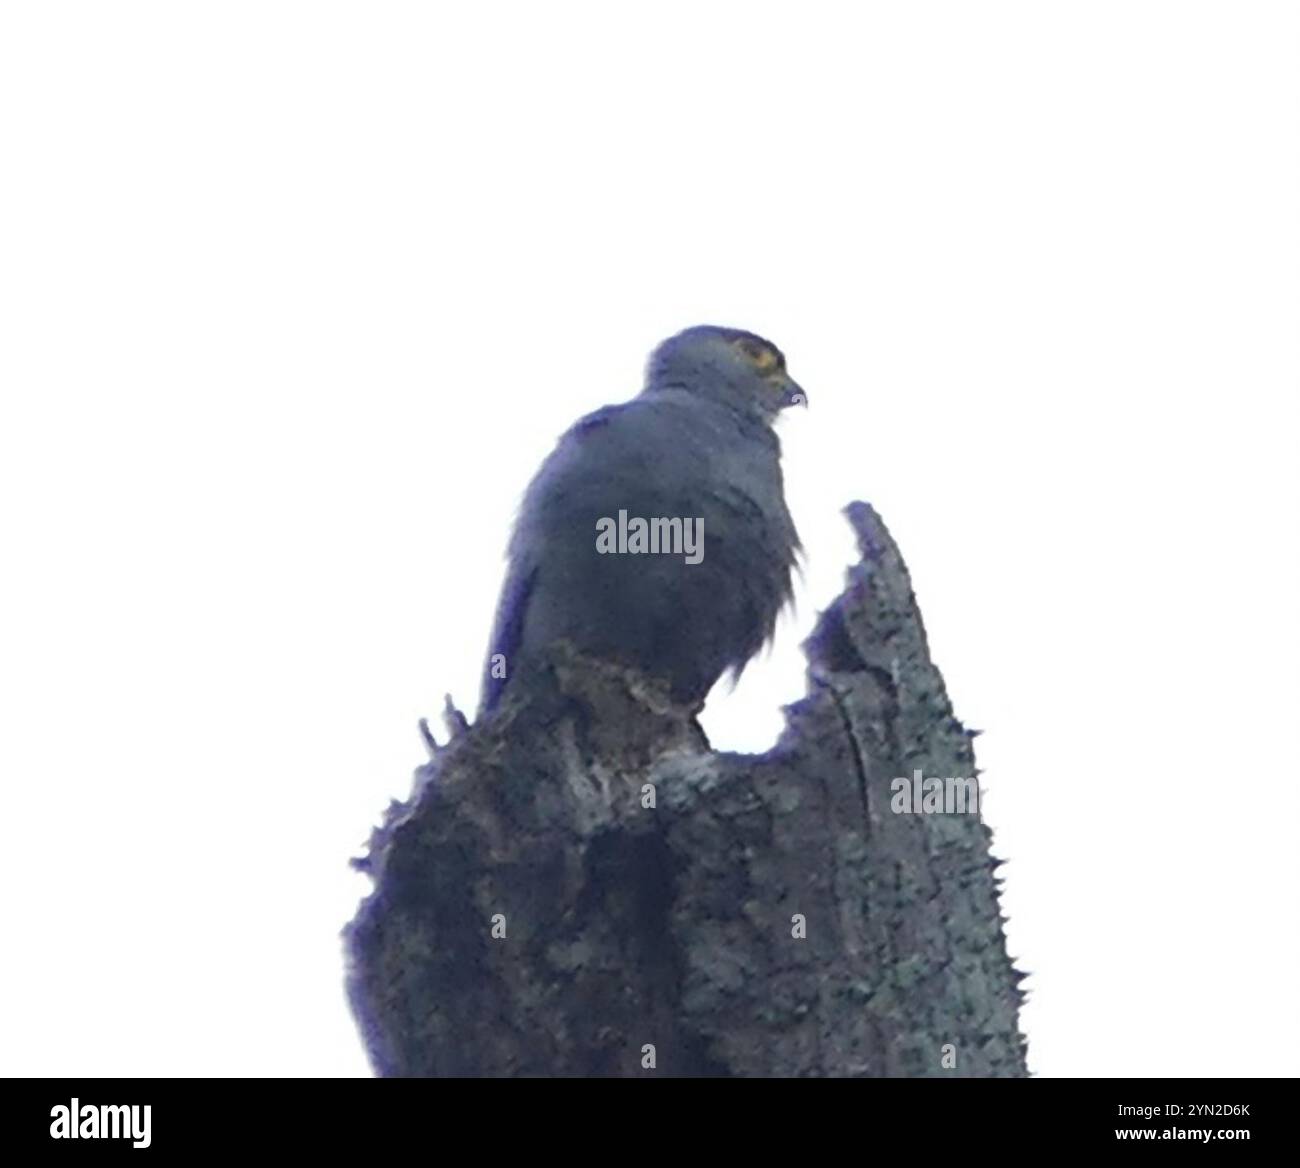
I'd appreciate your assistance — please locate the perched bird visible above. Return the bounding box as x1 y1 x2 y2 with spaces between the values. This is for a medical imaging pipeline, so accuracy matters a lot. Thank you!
480 325 806 715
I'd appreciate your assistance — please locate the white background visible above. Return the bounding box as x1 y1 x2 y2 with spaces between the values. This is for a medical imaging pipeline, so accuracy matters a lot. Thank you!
1 2 1296 1078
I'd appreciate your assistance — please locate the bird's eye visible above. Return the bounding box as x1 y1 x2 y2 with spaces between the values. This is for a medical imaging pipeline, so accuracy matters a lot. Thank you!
738 340 780 374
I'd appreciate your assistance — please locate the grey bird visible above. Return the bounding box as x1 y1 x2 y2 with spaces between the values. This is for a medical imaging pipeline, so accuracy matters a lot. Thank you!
480 325 806 715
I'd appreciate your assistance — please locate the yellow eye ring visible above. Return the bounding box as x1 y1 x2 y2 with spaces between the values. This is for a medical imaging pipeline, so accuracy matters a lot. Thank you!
738 340 780 373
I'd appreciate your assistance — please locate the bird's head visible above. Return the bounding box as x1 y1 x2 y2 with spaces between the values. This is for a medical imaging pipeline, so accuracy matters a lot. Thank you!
644 325 807 422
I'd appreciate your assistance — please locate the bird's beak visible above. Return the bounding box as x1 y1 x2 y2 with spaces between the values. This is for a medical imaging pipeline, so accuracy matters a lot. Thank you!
781 377 808 408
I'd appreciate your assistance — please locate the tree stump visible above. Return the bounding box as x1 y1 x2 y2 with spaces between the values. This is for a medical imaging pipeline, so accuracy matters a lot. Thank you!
345 502 1028 1076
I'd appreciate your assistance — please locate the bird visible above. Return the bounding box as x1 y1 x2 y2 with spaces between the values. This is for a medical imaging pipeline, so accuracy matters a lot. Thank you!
479 325 806 716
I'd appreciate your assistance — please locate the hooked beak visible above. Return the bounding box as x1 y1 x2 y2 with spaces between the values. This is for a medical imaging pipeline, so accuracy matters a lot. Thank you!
780 376 808 409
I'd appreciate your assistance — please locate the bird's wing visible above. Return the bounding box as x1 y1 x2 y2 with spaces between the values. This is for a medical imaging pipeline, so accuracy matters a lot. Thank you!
478 403 629 713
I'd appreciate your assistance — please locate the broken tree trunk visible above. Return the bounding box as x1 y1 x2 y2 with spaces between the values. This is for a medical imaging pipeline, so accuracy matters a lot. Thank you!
345 502 1028 1076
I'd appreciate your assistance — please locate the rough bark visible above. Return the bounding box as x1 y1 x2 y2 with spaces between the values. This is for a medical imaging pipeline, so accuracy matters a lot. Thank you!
345 502 1028 1076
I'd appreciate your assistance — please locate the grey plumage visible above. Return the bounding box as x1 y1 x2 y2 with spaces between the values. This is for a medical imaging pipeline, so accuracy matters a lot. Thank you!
480 325 805 715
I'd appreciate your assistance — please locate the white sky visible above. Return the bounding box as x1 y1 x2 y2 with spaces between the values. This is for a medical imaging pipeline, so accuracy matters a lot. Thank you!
1 1 1297 1077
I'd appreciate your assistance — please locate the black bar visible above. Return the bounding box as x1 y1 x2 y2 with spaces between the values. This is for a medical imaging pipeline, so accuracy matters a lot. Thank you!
3 1077 1293 1153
